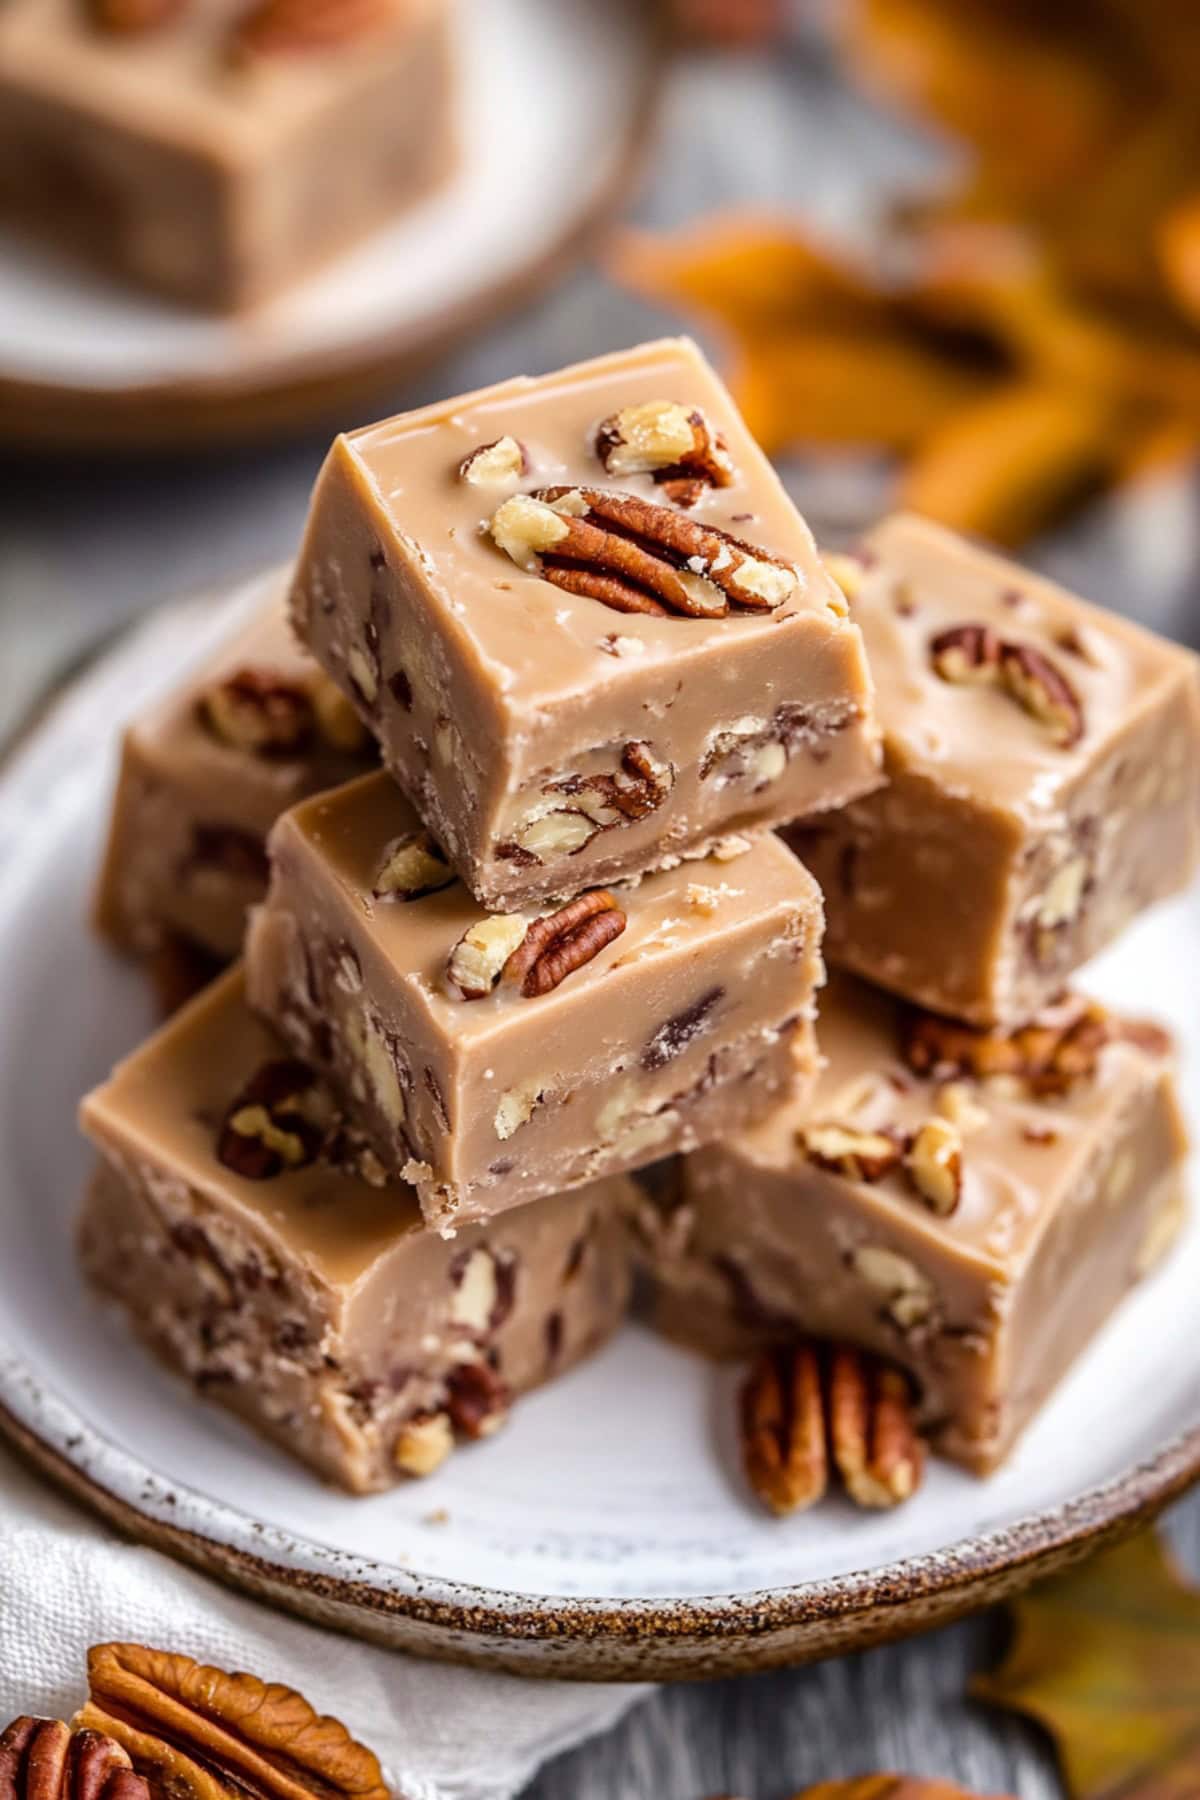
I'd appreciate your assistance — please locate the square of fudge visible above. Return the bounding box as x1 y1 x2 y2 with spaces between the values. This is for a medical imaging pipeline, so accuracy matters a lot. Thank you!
245 768 826 1232
79 967 632 1494
290 336 882 910
94 573 374 986
640 974 1187 1474
789 512 1200 1026
0 0 455 310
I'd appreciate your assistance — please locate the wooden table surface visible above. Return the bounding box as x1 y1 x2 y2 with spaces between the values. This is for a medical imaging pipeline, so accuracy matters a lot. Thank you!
1 31 1197 1800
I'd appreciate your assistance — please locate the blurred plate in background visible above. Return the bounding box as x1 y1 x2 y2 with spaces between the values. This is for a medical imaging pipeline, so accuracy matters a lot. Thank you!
0 0 661 449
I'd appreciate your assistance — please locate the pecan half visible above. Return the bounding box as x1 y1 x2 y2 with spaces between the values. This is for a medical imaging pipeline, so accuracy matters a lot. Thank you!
217 1059 333 1179
800 1122 903 1183
594 400 734 498
929 623 1084 747
502 890 626 996
227 0 396 58
373 831 454 901
488 487 798 618
901 994 1114 1097
741 1340 924 1516
0 1718 148 1800
73 1644 387 1800
459 436 528 487
197 669 314 757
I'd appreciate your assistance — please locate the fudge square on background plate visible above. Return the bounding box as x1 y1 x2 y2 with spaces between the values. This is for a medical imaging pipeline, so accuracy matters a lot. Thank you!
245 769 826 1233
637 974 1187 1475
790 512 1200 1027
94 573 373 974
79 969 633 1494
290 336 882 910
0 0 455 310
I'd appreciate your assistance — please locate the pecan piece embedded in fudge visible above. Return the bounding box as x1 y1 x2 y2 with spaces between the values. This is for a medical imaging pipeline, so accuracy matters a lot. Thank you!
787 512 1200 1027
78 969 633 1495
244 768 825 1233
640 972 1188 1476
289 336 882 910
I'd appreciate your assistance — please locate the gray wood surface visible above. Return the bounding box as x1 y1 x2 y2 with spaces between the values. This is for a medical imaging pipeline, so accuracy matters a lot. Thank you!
1 32 1198 1800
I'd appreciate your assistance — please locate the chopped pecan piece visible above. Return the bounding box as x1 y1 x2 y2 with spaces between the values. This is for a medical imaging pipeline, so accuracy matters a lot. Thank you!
445 914 530 1000
459 436 528 487
488 487 798 618
502 890 626 996
373 830 454 901
217 1059 333 1178
800 1122 903 1183
929 623 1084 747
227 0 396 58
72 1644 387 1800
198 669 314 757
903 1118 963 1216
902 994 1115 1096
446 1362 511 1439
393 1411 454 1477
594 400 734 494
741 1340 925 1516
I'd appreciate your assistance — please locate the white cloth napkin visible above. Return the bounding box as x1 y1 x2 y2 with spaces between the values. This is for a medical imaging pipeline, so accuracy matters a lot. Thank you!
0 1443 650 1800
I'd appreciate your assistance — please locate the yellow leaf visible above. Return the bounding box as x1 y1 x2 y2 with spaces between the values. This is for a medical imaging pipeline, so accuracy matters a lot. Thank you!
973 1530 1200 1800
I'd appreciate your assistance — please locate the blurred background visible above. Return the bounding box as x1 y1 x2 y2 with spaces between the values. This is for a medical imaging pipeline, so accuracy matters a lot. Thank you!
2 0 1199 740
1 4 1199 1794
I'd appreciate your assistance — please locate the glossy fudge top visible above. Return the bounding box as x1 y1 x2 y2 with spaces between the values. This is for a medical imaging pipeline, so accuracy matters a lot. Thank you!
732 973 1181 1276
273 769 822 1050
0 0 442 146
331 337 855 712
840 512 1200 824
80 967 423 1286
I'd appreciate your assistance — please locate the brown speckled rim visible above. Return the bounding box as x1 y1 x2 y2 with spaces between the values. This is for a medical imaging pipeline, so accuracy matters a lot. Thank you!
0 8 666 451
1 1349 1198 1679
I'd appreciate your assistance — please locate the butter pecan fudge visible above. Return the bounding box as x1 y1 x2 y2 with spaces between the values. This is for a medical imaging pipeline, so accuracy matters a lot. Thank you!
639 975 1187 1474
245 768 825 1231
789 512 1200 1026
290 337 882 909
94 575 373 982
0 0 455 310
79 969 632 1494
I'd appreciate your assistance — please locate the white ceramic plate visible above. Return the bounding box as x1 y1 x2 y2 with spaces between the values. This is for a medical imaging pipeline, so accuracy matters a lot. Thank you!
0 0 660 445
1 575 1197 1678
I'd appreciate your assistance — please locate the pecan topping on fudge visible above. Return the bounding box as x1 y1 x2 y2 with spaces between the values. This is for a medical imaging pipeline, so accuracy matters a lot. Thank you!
217 1058 334 1177
902 994 1119 1096
487 487 800 618
741 1339 925 1516
930 623 1084 747
502 891 627 997
198 668 315 757
459 437 528 487
594 400 734 505
373 830 455 901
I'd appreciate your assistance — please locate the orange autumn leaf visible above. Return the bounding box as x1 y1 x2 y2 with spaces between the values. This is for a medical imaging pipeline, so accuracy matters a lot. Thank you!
973 1530 1200 1800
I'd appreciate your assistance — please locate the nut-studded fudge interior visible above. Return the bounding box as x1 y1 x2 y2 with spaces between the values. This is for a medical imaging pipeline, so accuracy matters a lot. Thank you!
79 968 633 1494
245 769 825 1233
0 0 456 309
640 973 1187 1475
94 576 373 981
791 512 1200 1026
291 336 882 910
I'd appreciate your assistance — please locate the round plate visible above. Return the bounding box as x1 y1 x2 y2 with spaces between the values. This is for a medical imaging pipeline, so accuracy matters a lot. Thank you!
0 0 661 450
1 576 1198 1679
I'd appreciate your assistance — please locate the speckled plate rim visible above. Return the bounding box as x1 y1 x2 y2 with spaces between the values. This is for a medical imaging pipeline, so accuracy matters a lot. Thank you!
0 589 1198 1679
0 3 666 451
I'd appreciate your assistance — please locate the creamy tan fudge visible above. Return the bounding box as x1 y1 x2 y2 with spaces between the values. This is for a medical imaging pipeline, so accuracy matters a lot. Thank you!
79 968 632 1494
789 512 1200 1027
95 578 374 982
639 975 1187 1474
245 768 825 1232
0 0 455 310
290 337 883 910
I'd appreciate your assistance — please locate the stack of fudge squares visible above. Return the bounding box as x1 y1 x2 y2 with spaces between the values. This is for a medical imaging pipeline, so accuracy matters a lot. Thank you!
80 338 1200 1511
